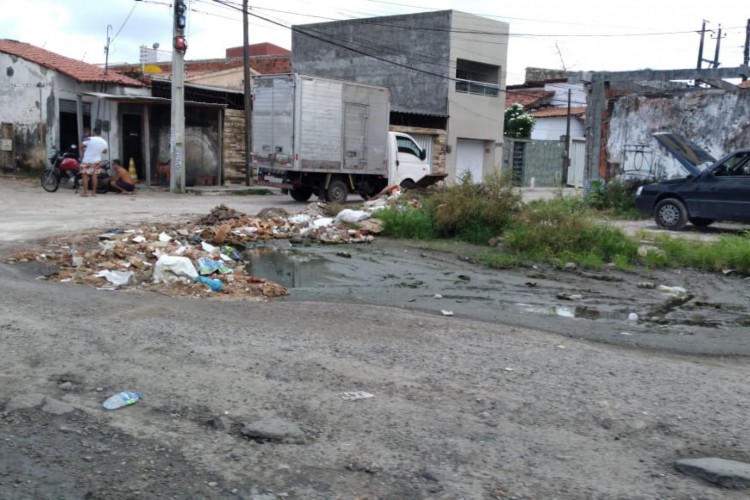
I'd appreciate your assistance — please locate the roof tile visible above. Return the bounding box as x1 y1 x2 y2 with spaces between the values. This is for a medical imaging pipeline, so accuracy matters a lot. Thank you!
530 106 587 118
0 39 144 87
505 89 554 109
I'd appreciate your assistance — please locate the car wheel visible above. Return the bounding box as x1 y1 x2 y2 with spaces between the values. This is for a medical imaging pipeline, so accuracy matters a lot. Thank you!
654 198 688 230
689 217 715 227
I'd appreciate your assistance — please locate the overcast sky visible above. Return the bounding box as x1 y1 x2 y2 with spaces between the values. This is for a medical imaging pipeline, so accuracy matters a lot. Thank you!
0 0 747 84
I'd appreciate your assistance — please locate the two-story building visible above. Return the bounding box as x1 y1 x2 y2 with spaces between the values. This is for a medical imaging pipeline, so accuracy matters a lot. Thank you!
292 10 509 183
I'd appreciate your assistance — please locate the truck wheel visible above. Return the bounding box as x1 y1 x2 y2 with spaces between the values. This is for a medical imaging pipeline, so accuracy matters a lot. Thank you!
399 179 416 190
290 187 313 202
654 198 688 230
325 179 349 204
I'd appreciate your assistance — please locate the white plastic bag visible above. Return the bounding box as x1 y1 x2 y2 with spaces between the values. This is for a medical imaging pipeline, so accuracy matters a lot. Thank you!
153 255 198 283
335 209 370 224
95 270 136 286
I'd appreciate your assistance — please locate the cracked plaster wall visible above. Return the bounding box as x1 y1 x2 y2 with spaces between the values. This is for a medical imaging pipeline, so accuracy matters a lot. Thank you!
606 89 750 179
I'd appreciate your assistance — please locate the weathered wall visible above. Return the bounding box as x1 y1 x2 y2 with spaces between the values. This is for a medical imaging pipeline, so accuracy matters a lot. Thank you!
0 53 54 169
607 89 750 179
292 11 451 116
0 53 151 171
223 109 247 184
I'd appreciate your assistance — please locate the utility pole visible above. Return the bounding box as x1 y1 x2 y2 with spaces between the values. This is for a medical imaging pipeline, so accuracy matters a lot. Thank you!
171 0 188 193
104 25 112 75
243 0 252 186
711 24 725 68
697 20 708 70
561 88 571 187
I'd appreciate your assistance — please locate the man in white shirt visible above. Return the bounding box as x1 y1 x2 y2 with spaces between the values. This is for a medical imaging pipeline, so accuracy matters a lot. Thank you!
80 127 108 197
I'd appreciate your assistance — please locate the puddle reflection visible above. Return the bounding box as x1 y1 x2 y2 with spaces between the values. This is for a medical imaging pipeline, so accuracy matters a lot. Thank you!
244 246 331 288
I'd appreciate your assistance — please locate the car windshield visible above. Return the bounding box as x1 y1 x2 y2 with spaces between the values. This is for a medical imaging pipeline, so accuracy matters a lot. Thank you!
712 151 750 176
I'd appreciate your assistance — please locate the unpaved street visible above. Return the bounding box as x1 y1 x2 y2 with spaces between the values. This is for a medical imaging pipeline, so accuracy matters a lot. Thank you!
2 176 750 499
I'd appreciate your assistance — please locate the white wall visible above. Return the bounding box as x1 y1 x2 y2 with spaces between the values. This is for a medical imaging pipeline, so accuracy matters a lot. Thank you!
447 11 509 182
531 116 585 141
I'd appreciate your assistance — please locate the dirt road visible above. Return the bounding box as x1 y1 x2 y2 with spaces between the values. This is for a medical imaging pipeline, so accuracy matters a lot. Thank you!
2 176 750 498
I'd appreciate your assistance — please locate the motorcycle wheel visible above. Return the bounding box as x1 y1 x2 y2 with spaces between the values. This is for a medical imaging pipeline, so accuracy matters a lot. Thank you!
41 169 60 192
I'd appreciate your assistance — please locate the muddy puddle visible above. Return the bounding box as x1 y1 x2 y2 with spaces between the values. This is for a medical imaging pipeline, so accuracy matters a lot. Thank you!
246 239 750 356
244 245 335 289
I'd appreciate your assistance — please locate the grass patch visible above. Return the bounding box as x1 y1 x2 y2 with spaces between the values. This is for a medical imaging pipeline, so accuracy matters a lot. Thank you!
373 205 435 240
647 232 750 273
475 251 522 269
584 178 648 219
501 196 640 269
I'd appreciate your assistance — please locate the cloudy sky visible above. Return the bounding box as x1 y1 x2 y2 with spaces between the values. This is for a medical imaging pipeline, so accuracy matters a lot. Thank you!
0 0 746 84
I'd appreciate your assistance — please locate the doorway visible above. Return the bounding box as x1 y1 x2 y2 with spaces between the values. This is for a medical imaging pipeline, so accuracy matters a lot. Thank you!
122 113 143 181
456 138 484 183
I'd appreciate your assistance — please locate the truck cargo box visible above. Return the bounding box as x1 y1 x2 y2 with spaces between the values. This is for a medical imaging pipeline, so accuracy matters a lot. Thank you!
251 74 390 177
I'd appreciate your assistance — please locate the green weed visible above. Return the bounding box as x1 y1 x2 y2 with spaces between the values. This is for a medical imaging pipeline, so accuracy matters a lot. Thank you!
373 205 435 240
427 171 522 244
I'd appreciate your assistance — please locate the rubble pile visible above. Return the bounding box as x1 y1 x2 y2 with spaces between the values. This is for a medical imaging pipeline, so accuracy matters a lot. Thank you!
3 202 390 300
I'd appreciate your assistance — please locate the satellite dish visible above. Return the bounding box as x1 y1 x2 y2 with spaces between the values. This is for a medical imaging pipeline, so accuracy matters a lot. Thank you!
152 42 160 49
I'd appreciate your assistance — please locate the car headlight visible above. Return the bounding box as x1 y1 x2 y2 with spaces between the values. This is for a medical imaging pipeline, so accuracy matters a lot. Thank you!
635 186 643 196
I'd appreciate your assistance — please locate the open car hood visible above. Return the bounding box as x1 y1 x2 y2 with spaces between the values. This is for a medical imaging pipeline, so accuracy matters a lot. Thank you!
652 132 716 177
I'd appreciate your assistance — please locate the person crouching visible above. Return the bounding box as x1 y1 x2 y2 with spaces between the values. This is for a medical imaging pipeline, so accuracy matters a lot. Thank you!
110 159 136 194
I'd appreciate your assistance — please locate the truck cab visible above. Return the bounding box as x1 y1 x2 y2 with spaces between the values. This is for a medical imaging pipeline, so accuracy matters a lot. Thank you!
388 132 430 189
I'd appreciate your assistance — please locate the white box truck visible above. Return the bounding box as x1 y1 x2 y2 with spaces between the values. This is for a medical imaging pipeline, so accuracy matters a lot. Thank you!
252 74 446 203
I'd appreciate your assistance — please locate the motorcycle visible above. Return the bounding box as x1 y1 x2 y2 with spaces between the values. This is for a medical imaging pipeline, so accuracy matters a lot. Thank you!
40 145 111 194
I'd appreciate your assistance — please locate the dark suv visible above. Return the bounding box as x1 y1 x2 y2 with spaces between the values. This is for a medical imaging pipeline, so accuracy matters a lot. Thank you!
635 133 750 230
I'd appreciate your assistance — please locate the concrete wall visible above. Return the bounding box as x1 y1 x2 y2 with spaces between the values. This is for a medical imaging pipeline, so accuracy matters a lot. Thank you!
606 89 750 180
292 11 451 116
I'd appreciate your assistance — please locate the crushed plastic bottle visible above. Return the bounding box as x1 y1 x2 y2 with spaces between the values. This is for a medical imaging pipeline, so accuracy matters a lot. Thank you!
195 275 223 292
102 391 142 410
70 245 83 267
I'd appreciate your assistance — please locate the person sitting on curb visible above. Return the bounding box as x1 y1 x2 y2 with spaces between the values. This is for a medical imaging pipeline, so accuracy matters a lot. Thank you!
109 159 136 194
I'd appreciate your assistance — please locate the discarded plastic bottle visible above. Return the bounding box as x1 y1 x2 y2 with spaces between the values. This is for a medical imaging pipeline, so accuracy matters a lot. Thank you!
102 391 142 410
70 245 82 267
195 275 223 292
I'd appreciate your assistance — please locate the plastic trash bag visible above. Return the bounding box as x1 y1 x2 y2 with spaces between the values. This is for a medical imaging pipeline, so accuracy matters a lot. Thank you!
197 257 232 275
95 270 135 287
335 209 370 224
153 255 198 283
220 246 242 261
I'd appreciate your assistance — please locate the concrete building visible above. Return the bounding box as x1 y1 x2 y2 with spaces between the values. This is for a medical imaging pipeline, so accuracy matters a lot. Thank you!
0 39 147 171
292 10 509 183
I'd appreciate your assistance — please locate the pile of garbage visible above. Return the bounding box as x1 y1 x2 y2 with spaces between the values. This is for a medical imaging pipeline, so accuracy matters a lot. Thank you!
3 202 389 301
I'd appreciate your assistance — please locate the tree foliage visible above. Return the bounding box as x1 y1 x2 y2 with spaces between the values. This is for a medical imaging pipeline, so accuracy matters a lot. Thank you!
504 103 535 139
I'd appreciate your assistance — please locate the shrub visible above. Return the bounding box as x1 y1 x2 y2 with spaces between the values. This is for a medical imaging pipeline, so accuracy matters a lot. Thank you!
504 196 639 268
427 171 522 244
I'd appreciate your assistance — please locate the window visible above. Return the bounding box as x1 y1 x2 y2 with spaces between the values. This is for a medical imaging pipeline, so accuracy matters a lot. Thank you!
397 136 422 158
715 152 750 176
455 59 500 97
